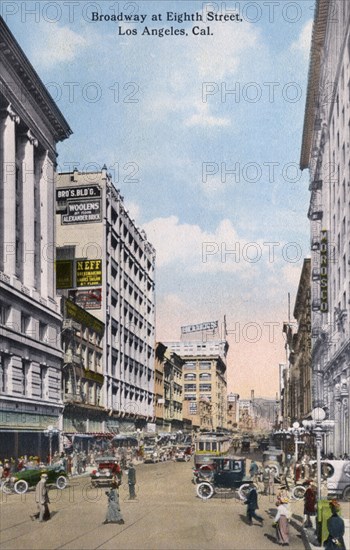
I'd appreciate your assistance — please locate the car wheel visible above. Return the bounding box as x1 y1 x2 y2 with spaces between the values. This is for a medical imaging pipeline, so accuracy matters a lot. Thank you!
1 480 13 494
56 476 67 490
342 486 350 501
292 485 306 500
14 479 29 494
196 482 214 500
238 483 255 501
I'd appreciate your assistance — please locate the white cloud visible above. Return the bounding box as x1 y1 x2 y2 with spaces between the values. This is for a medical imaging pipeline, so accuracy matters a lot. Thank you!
290 20 313 59
29 24 88 68
142 216 273 278
184 102 230 128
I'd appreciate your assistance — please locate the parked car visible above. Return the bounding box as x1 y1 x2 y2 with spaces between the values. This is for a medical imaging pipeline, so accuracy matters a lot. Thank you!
309 459 350 501
143 446 160 463
174 445 192 462
90 456 122 487
2 465 67 495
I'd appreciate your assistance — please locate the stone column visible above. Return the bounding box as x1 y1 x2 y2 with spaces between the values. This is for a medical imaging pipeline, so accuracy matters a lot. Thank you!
18 129 38 289
39 152 55 300
0 105 20 276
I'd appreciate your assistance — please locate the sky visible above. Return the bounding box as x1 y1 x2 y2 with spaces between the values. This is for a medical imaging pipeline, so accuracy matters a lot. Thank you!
2 0 315 398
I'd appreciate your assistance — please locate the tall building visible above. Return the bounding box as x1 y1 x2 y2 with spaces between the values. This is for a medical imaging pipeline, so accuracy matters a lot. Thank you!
300 0 350 455
165 321 228 430
154 343 184 432
56 169 156 432
0 17 71 457
282 259 312 424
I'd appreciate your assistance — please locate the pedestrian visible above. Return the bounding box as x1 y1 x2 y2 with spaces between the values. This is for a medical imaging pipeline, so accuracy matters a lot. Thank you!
111 460 122 482
244 483 264 526
273 496 291 546
269 467 275 495
324 500 346 550
31 473 50 522
262 466 270 495
127 462 136 499
249 460 259 480
303 481 317 529
103 480 124 525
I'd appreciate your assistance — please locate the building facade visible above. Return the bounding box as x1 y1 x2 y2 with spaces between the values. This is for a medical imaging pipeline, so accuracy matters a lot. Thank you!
61 297 105 434
300 0 350 456
282 260 312 425
56 169 156 432
165 334 228 431
0 17 71 458
227 392 239 431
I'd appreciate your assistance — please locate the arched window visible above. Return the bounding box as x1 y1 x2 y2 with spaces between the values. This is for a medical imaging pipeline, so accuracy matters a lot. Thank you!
199 373 211 381
184 373 196 380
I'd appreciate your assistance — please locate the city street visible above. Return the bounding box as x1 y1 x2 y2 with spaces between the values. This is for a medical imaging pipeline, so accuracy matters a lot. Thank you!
0 460 307 550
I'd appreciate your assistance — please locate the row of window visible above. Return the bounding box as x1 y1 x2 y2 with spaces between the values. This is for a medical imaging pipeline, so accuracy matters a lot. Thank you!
184 383 212 391
184 373 211 380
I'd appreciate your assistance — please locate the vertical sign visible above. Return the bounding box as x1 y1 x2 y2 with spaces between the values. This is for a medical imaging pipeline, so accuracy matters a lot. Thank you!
320 230 328 312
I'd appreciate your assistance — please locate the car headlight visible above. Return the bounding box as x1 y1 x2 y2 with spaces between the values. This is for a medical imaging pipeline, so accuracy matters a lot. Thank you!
95 472 100 477
11 477 17 482
106 472 110 477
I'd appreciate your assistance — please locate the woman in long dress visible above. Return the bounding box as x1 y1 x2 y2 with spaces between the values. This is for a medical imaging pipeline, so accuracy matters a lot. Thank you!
324 500 346 550
274 497 291 546
103 481 124 525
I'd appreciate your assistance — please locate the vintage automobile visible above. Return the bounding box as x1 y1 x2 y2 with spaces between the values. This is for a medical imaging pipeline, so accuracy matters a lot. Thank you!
308 459 350 501
2 465 67 495
262 446 284 478
195 456 252 500
174 445 192 462
143 446 160 464
90 456 122 488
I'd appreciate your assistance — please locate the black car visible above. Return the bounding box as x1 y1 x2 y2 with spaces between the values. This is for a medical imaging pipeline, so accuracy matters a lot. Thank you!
196 456 252 500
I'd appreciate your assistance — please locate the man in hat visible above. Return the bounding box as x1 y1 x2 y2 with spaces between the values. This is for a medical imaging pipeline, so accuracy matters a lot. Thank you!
325 500 346 549
31 473 50 522
127 462 136 499
244 483 264 526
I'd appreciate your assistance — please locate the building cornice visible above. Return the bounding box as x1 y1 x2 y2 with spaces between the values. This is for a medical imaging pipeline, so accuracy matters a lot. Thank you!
0 17 72 142
300 0 329 170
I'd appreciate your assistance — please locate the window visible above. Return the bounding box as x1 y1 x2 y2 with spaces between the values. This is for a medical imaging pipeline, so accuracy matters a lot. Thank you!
188 402 197 414
184 394 196 401
199 373 211 380
21 313 30 334
39 322 47 341
184 383 196 391
184 373 196 380
199 383 211 391
0 303 9 325
199 361 211 370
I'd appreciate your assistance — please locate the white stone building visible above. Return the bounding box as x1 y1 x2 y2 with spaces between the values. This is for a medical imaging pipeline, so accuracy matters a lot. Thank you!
300 0 350 456
56 169 156 431
0 17 72 457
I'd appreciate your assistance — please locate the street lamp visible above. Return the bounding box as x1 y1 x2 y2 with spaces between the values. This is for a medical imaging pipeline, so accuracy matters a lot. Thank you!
44 425 60 465
311 407 326 502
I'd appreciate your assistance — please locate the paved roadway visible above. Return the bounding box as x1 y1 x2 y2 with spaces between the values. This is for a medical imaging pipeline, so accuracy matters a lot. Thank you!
0 460 307 550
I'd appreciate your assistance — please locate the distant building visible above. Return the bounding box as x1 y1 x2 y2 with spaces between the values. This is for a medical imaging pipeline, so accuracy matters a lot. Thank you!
56 169 156 431
0 17 71 458
300 0 350 455
227 392 239 430
282 260 312 424
165 322 228 430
